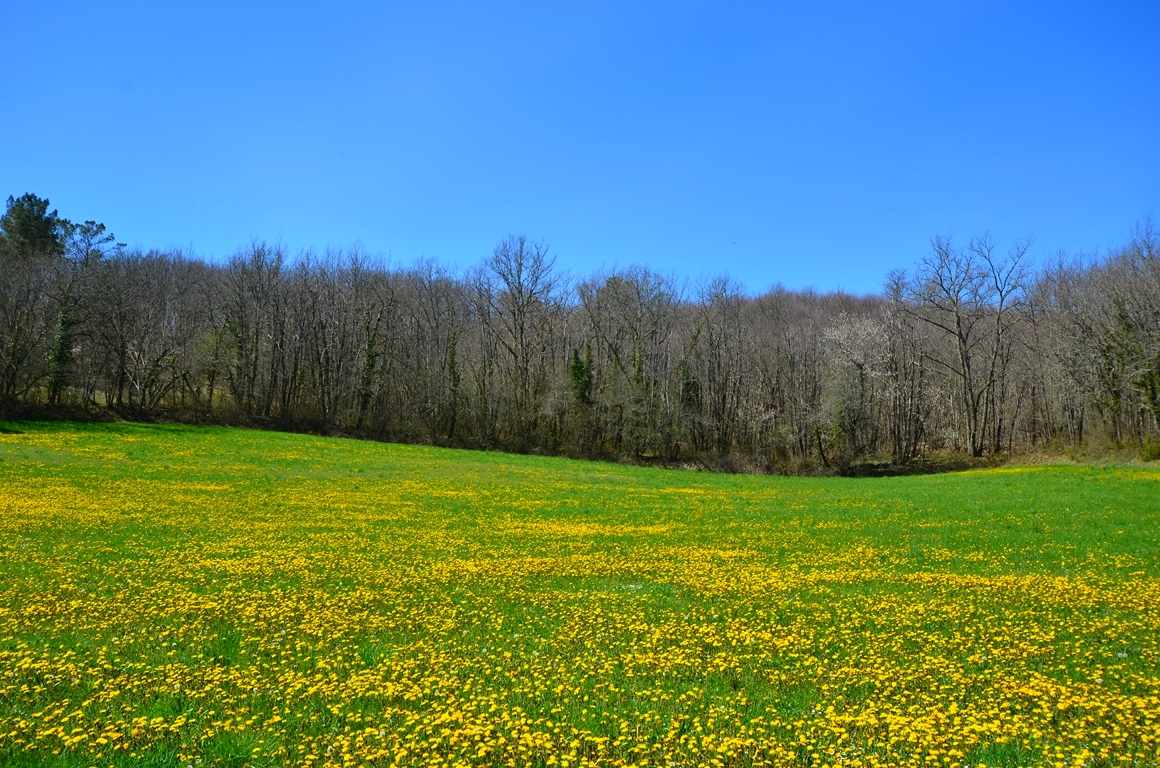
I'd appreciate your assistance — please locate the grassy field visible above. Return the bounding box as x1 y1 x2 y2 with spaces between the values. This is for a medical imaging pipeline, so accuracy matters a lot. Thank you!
0 422 1158 768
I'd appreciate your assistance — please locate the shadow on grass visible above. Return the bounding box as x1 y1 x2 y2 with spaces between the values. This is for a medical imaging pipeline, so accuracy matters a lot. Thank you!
837 455 1003 477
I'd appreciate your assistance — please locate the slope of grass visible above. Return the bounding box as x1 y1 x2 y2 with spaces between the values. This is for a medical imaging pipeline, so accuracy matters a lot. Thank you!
0 421 1158 767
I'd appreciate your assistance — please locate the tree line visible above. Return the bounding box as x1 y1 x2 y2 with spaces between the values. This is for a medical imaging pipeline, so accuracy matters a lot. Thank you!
2 192 1158 471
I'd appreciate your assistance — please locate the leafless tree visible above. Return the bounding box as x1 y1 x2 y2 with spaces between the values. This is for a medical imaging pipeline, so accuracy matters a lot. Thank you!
7 210 1157 470
478 235 562 448
903 234 1029 456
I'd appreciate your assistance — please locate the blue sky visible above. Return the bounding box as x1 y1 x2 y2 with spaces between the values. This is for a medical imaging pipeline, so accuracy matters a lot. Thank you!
3 2 1158 294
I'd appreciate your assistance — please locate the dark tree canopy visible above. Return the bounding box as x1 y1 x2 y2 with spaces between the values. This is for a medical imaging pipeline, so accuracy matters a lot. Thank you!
0 193 69 260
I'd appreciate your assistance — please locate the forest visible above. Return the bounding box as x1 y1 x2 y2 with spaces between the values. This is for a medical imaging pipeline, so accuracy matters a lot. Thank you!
2 192 1158 472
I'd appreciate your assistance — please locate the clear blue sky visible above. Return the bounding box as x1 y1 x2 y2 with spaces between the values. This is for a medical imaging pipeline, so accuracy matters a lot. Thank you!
3 2 1158 294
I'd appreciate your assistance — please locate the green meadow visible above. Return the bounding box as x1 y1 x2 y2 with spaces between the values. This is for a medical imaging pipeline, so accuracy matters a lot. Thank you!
0 421 1157 767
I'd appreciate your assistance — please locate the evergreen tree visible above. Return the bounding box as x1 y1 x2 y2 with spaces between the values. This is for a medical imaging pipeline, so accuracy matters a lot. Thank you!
569 344 592 406
0 193 69 260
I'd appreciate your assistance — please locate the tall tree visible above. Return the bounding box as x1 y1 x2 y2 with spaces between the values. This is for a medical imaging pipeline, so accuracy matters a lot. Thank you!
904 234 1028 456
0 194 69 260
482 235 561 447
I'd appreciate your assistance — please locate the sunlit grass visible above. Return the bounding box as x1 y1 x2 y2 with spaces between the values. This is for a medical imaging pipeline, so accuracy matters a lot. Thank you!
1 421 1158 767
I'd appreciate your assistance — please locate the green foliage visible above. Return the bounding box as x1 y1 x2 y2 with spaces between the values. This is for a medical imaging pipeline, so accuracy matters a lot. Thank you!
65 219 121 262
0 193 118 265
678 359 700 413
569 344 592 406
46 307 75 405
0 193 68 260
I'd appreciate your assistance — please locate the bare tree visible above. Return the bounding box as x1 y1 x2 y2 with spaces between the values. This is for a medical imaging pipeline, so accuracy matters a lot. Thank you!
11 190 1159 470
480 235 562 448
820 313 887 468
577 267 681 456
883 271 927 464
903 234 1029 456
